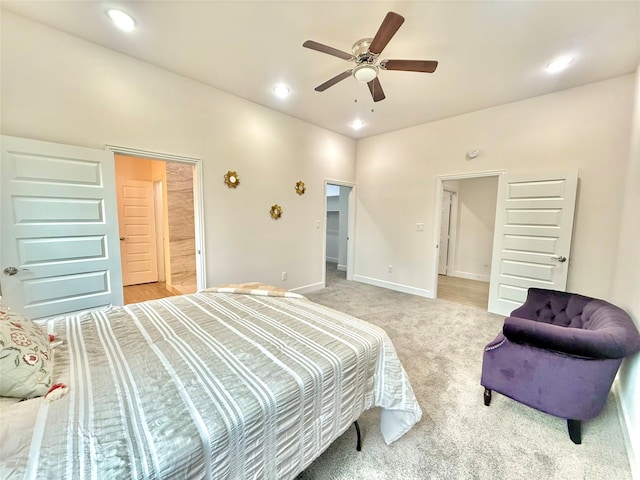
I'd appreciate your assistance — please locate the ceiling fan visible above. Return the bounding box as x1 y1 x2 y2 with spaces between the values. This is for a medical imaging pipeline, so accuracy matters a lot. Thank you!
303 11 438 102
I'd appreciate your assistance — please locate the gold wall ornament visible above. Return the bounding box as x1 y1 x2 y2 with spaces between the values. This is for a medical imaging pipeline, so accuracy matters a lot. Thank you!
224 170 240 188
295 180 306 195
270 204 283 220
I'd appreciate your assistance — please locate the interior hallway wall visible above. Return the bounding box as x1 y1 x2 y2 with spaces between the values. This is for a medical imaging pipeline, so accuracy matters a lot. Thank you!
451 176 498 282
166 162 196 294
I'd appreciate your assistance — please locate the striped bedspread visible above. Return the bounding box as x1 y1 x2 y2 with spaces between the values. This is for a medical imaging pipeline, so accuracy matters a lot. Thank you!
1 290 421 479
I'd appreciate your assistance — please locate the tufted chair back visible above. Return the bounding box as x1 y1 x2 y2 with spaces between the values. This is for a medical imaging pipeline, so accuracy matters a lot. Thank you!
510 289 592 327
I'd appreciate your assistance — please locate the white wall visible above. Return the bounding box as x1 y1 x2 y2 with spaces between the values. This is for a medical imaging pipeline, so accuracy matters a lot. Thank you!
611 65 640 478
0 12 356 292
355 75 635 299
451 176 498 282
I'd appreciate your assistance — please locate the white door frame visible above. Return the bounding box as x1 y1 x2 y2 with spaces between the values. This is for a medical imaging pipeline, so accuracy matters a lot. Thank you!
323 179 356 285
106 145 207 291
153 180 166 282
432 170 505 299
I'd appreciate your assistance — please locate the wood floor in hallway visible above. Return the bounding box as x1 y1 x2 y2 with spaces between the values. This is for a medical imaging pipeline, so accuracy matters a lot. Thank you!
437 275 489 309
123 281 178 305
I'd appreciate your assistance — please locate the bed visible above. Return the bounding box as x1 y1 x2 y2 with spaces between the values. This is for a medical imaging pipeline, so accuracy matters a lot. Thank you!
0 286 421 479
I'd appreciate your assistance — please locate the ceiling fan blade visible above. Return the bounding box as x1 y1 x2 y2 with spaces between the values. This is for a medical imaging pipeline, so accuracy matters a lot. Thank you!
367 77 386 102
380 59 438 73
315 70 353 92
303 40 353 60
368 12 405 55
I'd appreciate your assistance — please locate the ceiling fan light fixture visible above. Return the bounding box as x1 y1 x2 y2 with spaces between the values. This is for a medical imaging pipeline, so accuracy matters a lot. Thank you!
353 64 378 83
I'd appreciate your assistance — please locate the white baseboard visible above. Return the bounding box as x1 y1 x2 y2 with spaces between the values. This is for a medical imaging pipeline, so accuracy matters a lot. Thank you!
291 281 325 295
451 271 490 283
614 382 639 480
352 274 433 298
337 264 347 272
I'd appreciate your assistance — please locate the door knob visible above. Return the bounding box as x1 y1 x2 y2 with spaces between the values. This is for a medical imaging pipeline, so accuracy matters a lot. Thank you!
3 266 18 276
3 267 30 275
120 237 126 241
551 255 567 263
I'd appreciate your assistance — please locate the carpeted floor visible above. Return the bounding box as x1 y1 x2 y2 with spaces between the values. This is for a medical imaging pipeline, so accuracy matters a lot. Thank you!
296 263 631 480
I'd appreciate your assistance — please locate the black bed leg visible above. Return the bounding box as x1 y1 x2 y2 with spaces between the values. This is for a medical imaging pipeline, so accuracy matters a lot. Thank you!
353 421 362 451
568 419 582 444
483 388 492 406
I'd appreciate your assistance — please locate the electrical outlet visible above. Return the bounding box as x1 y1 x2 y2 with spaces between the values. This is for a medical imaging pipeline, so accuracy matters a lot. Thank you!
315 220 321 229
387 265 393 273
416 223 424 232
281 272 287 281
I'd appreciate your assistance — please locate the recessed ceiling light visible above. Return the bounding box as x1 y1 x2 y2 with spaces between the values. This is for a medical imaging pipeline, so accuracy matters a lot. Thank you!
546 55 574 73
350 120 365 130
106 9 136 32
273 85 290 98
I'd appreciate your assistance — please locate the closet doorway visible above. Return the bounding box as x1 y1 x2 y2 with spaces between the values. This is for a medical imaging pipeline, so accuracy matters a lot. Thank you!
324 180 355 287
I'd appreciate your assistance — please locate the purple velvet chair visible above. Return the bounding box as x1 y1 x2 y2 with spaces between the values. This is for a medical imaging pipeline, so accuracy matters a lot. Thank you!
481 288 640 444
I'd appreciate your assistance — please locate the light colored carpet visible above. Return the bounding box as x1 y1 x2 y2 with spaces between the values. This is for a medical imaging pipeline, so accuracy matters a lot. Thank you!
297 263 631 480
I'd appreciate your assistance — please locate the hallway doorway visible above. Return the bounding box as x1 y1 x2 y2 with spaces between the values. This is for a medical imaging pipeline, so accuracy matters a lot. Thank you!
112 147 205 303
434 174 500 309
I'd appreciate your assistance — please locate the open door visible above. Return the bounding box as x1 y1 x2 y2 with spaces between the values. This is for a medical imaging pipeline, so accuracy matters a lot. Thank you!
488 172 578 316
438 190 454 275
0 135 123 318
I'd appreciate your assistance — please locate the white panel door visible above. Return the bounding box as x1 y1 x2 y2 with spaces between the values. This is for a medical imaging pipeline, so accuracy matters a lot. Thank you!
0 135 123 318
488 172 578 316
118 178 158 286
438 191 453 275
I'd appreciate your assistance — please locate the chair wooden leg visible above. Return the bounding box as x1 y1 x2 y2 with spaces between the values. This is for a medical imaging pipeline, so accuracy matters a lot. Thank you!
567 419 582 444
483 388 492 406
354 420 362 451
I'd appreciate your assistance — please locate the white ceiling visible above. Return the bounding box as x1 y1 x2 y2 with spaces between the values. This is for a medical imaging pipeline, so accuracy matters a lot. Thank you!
2 1 639 139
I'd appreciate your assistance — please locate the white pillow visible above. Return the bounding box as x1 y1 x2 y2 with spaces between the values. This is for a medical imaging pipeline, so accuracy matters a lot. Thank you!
0 298 53 399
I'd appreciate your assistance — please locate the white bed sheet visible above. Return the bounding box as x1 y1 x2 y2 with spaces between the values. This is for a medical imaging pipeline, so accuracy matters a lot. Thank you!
0 290 421 479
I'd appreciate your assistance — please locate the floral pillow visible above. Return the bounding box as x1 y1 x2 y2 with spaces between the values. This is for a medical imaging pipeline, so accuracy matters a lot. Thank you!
0 298 53 399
